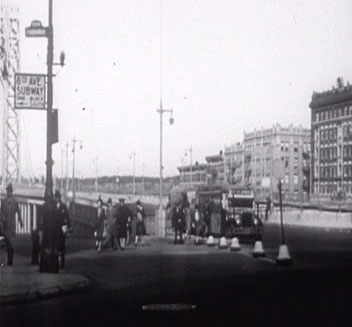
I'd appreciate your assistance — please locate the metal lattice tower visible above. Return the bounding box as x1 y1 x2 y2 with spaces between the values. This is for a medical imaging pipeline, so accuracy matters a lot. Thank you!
1 2 21 188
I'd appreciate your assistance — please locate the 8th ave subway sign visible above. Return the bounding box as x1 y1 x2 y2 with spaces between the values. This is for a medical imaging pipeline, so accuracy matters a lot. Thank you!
15 73 46 109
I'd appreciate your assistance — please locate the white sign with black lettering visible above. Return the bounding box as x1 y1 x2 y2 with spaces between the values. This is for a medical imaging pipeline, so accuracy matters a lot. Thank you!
15 73 46 109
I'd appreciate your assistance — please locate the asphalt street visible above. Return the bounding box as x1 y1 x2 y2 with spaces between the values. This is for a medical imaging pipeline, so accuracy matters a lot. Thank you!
2 223 352 327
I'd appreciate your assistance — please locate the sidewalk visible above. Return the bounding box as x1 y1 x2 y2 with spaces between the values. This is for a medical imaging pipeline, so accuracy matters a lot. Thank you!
0 252 91 306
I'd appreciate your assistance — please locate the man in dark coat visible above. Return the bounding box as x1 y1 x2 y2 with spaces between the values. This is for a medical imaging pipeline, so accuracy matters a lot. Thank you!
0 183 23 266
115 198 132 250
173 203 185 244
135 200 147 246
53 190 71 269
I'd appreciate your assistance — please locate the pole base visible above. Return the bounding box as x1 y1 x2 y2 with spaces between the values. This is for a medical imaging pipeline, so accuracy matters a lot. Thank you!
276 244 293 266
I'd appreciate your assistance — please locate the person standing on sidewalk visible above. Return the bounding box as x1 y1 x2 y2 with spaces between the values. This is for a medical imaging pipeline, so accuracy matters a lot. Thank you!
173 202 185 244
106 198 117 250
135 200 146 246
53 190 71 269
94 199 106 252
116 198 132 250
0 183 23 266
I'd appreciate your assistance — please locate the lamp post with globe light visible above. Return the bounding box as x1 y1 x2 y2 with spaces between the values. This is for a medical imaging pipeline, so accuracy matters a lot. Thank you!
157 103 174 211
71 137 83 205
25 0 65 199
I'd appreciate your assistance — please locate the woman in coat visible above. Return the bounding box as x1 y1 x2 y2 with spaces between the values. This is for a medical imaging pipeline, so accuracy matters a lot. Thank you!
135 200 147 246
94 199 106 252
194 205 205 244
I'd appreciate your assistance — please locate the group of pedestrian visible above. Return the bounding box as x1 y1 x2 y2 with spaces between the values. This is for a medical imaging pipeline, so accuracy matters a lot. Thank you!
171 201 209 245
0 184 71 272
94 197 146 252
38 190 71 272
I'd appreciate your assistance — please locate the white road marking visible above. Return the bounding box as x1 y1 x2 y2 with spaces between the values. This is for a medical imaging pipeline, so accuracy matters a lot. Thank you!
163 251 209 255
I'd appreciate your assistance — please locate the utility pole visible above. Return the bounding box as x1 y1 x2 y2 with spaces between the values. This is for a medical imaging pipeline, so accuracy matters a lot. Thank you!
130 151 136 194
71 137 82 204
65 141 69 200
142 162 145 196
60 147 64 191
44 0 54 199
185 146 193 183
94 156 98 193
157 0 174 211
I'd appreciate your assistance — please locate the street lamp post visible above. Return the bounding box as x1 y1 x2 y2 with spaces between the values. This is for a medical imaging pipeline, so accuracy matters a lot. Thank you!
142 162 146 196
25 0 65 273
44 0 54 200
94 156 98 193
130 151 136 194
65 141 69 201
71 137 83 204
157 101 174 210
25 0 65 199
185 146 193 184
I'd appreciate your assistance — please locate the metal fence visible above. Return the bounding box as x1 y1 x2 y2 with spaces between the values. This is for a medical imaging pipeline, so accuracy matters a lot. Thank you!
0 195 43 235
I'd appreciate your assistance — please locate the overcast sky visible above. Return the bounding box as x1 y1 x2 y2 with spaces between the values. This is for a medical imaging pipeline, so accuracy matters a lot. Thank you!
7 0 352 178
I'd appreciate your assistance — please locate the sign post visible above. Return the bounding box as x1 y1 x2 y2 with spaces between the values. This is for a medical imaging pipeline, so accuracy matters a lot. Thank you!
25 20 48 38
25 0 59 273
14 73 46 109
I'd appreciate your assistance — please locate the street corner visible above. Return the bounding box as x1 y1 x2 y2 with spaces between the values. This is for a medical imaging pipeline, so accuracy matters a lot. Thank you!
0 265 92 307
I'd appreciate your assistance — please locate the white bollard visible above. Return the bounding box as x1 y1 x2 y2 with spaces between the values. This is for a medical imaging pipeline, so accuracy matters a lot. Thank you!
252 240 266 258
276 244 293 266
230 237 241 251
206 235 215 247
218 236 228 249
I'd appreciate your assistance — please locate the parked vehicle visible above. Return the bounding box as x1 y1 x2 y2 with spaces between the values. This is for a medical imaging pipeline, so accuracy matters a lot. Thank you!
196 185 263 240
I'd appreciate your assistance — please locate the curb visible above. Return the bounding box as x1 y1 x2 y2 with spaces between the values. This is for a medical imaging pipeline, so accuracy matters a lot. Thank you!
0 278 91 307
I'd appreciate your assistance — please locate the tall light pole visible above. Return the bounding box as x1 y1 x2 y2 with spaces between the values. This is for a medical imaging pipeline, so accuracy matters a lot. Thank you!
93 156 98 193
130 151 136 194
185 146 193 184
71 137 82 204
45 0 54 199
25 0 65 273
60 147 64 190
157 103 174 209
157 0 174 210
25 0 65 199
142 162 146 196
65 141 69 200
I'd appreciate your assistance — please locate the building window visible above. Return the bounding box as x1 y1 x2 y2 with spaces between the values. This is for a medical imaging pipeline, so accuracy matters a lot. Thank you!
294 175 298 184
284 174 289 184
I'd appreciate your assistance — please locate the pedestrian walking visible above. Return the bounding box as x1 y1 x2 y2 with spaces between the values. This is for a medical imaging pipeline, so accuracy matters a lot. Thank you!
116 198 132 250
0 183 23 266
53 190 71 269
106 198 117 250
194 205 205 244
135 200 146 246
172 202 185 244
94 198 106 252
